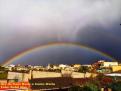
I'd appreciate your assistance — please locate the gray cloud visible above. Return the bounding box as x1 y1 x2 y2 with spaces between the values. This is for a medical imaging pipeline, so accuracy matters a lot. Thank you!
0 0 120 40
0 0 121 63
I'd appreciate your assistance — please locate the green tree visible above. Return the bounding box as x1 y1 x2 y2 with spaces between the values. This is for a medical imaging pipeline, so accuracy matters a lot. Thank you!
84 83 99 91
0 66 7 71
0 72 7 79
69 83 100 91
69 86 82 91
78 66 89 78
79 66 89 72
108 82 121 91
81 86 92 91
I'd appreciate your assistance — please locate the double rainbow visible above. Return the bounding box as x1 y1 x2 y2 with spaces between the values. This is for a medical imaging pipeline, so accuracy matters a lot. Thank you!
3 42 115 66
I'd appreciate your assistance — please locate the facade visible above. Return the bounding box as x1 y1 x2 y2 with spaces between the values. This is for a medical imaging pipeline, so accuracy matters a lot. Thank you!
101 61 118 67
0 79 7 83
111 65 121 72
59 64 69 69
71 72 97 78
32 71 62 78
73 64 81 68
97 67 112 73
7 71 30 82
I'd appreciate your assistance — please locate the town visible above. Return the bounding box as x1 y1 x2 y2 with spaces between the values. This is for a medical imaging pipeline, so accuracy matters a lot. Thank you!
0 60 121 91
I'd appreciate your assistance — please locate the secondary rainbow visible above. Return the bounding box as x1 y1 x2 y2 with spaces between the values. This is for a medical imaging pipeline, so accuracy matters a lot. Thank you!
3 42 115 66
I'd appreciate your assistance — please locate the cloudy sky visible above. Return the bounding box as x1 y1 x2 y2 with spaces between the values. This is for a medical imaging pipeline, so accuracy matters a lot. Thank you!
0 0 121 65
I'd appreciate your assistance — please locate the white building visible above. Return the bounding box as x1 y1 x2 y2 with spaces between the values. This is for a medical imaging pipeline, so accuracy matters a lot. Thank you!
102 62 118 67
99 60 118 67
59 64 68 69
5 64 15 71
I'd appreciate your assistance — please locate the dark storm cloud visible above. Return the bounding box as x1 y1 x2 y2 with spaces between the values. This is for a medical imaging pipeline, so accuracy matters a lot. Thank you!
0 0 121 64
77 22 121 60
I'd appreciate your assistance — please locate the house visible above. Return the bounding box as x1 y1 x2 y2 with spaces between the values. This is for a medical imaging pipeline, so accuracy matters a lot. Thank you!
7 71 30 82
59 64 69 69
100 61 118 67
73 64 81 68
111 65 121 72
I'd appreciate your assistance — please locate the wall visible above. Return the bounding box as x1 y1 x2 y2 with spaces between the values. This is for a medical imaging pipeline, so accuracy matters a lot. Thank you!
32 71 62 78
71 72 97 78
7 72 30 82
112 66 121 72
103 62 118 67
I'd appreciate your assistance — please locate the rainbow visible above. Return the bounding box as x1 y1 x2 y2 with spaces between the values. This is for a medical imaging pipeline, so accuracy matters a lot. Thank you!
3 42 115 66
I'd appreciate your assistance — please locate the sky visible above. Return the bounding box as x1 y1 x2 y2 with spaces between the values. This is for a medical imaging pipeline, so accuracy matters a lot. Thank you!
0 0 121 65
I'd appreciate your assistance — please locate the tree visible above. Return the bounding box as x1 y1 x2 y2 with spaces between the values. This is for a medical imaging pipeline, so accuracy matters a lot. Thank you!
0 72 7 79
69 86 82 91
78 66 89 78
0 66 8 71
96 73 105 80
84 83 99 91
69 83 100 91
108 82 121 91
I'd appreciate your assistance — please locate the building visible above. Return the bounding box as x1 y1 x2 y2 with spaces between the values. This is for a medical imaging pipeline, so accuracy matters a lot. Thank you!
111 65 121 72
0 79 7 83
73 64 81 68
97 67 112 73
71 72 97 78
5 64 15 71
59 64 69 69
7 71 31 82
100 61 118 67
32 71 62 78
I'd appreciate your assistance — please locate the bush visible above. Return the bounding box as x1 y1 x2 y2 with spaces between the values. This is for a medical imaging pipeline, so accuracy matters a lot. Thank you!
108 82 121 91
69 83 100 91
0 72 7 79
84 83 99 91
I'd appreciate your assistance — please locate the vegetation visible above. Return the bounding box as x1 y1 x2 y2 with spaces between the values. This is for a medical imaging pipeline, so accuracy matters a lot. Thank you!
0 66 8 71
108 82 121 91
82 83 99 91
68 86 82 91
0 66 8 79
78 66 90 73
0 72 7 79
69 83 100 91
78 66 90 78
